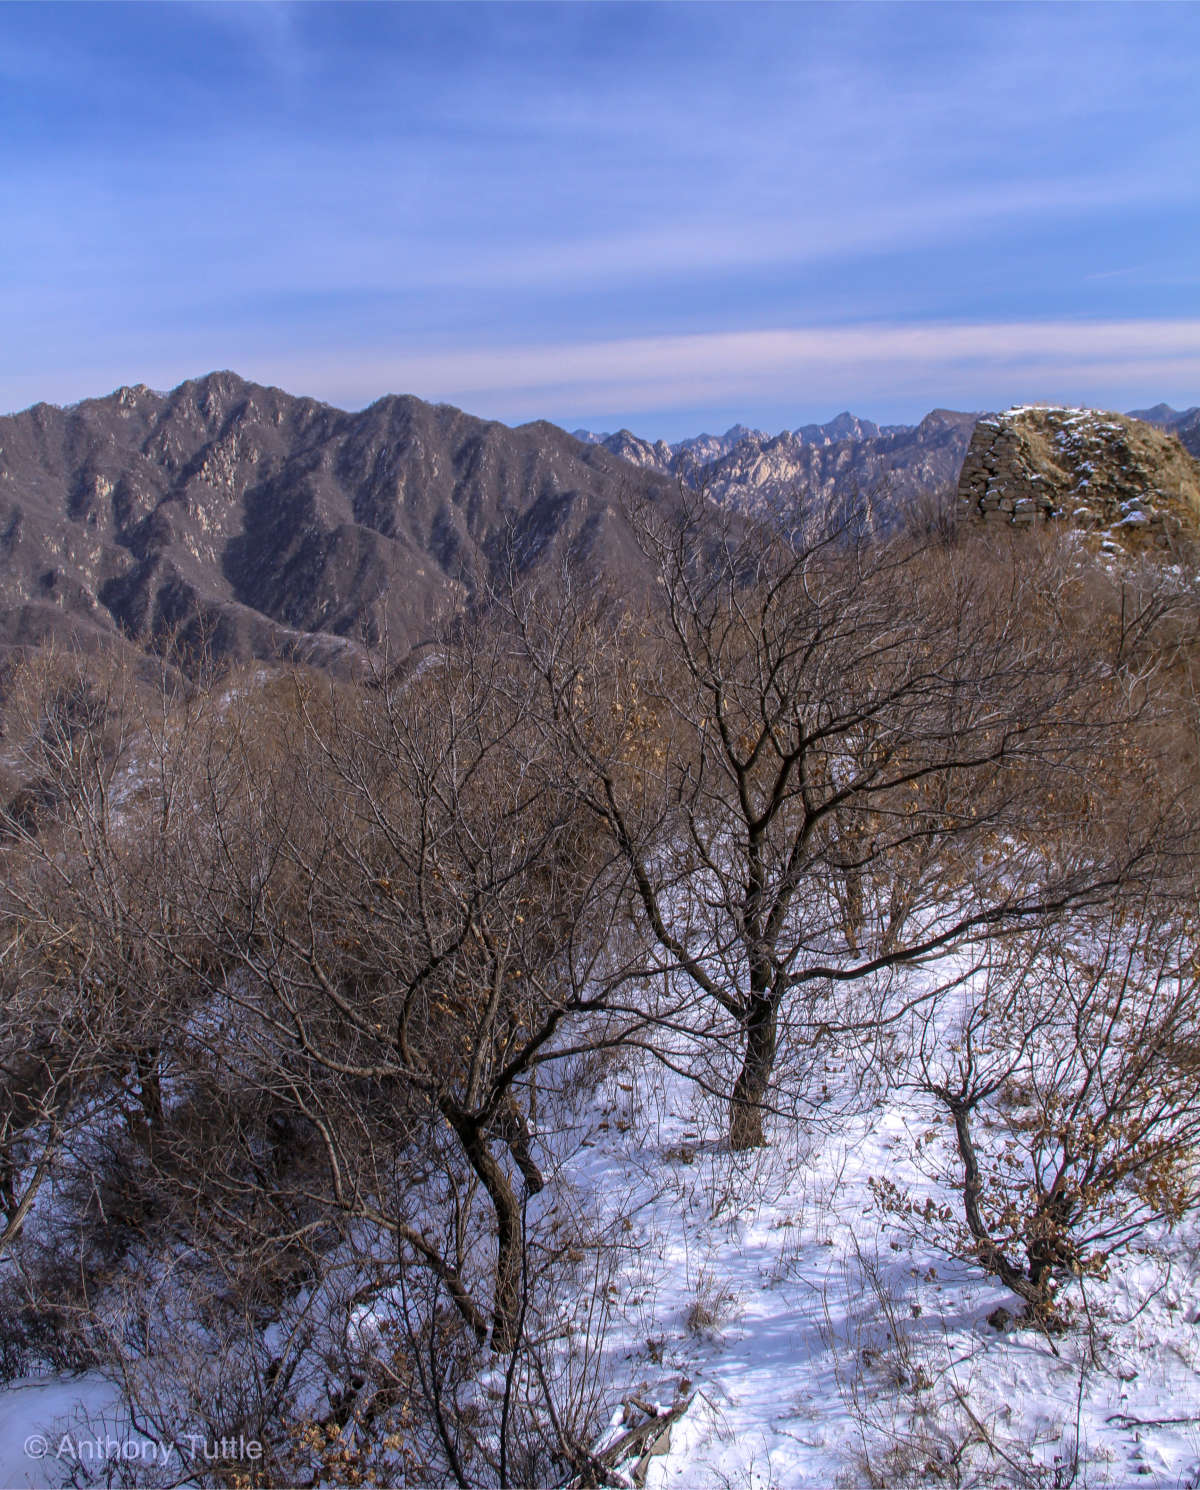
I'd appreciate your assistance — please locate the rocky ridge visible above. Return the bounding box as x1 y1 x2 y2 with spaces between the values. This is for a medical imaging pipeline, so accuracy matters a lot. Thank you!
574 410 979 522
701 409 979 523
957 405 1200 553
573 411 911 477
4 374 1196 676
0 372 674 668
571 421 768 465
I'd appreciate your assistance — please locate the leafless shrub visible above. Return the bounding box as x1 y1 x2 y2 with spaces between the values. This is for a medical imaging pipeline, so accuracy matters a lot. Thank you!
8 622 663 1484
684 1268 739 1338
885 896 1200 1328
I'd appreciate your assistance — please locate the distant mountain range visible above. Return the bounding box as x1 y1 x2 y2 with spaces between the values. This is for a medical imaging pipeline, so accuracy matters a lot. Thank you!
574 409 981 522
1126 403 1200 459
0 376 1195 672
572 410 905 466
574 400 1200 520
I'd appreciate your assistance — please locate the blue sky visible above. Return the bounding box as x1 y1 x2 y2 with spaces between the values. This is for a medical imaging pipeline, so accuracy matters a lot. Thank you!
3 1 1199 438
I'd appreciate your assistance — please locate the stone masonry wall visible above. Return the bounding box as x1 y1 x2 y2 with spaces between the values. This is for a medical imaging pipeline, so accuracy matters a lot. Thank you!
957 405 1200 554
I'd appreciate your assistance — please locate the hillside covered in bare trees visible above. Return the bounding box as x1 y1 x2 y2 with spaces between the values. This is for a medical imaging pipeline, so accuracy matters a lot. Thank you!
3 441 1200 1485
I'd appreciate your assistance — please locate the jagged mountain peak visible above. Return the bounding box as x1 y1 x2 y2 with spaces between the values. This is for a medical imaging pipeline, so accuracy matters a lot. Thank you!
6 374 1193 678
575 410 925 480
694 408 979 523
0 375 675 670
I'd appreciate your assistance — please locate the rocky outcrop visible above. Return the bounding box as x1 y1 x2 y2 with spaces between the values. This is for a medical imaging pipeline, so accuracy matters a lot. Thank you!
572 421 770 470
590 429 677 474
673 422 770 464
957 406 1200 553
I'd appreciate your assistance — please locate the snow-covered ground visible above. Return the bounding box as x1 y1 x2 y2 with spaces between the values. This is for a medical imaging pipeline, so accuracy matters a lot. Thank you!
0 1376 131 1489
4 1002 1200 1487
555 1044 1200 1489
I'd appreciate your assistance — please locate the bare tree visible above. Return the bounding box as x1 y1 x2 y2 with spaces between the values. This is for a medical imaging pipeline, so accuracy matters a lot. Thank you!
0 648 151 1264
507 488 1164 1148
0 639 636 1483
130 628 645 1358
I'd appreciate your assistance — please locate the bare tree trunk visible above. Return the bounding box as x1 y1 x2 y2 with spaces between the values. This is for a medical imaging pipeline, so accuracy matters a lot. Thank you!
494 1094 544 1196
729 995 778 1150
123 1046 165 1159
447 1109 525 1352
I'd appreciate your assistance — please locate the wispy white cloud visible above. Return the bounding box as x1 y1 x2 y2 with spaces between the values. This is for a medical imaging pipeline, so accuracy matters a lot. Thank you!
2 4 1197 430
1 151 1182 312
278 319 1200 418
4 318 1198 427
408 172 1187 293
